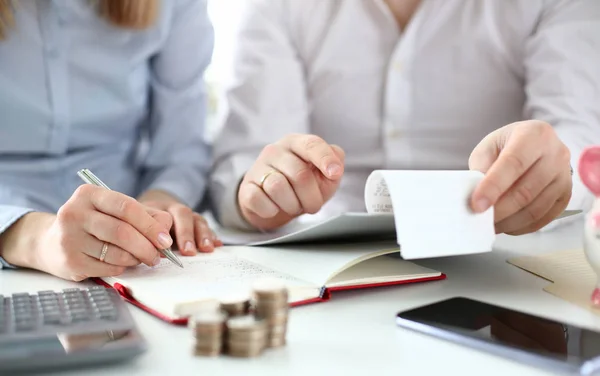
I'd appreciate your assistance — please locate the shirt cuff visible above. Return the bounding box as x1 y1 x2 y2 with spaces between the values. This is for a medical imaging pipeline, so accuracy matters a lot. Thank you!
213 175 258 232
0 206 35 270
141 166 207 209
538 157 592 232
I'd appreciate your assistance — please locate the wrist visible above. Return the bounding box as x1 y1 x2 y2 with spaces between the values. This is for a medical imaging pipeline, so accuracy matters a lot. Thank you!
0 212 55 269
138 189 181 207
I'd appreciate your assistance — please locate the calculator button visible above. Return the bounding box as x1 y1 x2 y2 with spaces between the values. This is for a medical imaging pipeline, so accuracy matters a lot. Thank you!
43 314 61 324
62 288 81 293
15 318 36 331
99 310 118 320
71 310 91 322
89 289 108 296
87 286 106 291
41 300 59 308
67 302 85 309
39 297 58 304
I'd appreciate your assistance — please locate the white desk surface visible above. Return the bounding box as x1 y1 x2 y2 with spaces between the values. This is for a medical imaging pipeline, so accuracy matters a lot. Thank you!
1 219 596 376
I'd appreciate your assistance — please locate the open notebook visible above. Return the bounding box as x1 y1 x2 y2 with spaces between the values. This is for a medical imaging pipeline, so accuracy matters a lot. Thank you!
94 241 445 325
217 170 581 259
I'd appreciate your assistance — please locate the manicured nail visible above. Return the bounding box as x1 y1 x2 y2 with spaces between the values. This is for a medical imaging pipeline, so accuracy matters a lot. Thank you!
158 232 172 248
152 255 161 266
475 198 490 212
326 164 342 178
184 241 196 254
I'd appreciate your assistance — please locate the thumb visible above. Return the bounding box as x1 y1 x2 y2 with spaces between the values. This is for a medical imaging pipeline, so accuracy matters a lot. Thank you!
331 144 346 163
317 144 345 201
468 133 500 174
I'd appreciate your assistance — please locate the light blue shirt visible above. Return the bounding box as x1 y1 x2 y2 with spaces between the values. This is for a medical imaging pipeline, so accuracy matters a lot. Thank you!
0 0 214 255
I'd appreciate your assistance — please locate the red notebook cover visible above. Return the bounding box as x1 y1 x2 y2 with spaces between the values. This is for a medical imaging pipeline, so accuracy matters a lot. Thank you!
91 273 446 326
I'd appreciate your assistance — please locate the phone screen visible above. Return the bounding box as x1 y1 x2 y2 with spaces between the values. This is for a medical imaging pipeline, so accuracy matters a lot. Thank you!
397 297 600 366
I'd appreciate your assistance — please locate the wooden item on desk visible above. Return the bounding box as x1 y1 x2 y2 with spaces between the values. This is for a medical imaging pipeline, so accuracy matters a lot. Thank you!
507 249 600 316
93 241 445 325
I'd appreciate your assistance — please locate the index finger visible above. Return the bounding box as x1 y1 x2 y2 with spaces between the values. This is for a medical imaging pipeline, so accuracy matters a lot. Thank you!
89 190 174 250
279 135 344 180
470 137 541 212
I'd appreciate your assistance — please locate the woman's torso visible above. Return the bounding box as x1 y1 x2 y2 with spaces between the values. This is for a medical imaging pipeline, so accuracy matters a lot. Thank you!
0 0 174 211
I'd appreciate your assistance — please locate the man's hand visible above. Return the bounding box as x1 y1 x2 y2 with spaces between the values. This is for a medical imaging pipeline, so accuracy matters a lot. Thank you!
469 120 572 235
237 134 345 230
138 189 221 255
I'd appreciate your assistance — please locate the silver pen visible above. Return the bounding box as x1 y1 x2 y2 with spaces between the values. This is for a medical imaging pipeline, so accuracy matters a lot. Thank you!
77 168 184 268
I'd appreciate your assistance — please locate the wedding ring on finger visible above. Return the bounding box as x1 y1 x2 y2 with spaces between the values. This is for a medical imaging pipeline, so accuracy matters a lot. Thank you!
259 170 277 189
99 243 109 262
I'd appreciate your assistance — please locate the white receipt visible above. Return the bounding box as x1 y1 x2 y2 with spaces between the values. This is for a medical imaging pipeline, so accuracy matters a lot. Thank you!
364 171 394 214
363 170 496 259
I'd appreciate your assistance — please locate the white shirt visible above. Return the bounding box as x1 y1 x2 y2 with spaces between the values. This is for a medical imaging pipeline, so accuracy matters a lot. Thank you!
209 0 600 230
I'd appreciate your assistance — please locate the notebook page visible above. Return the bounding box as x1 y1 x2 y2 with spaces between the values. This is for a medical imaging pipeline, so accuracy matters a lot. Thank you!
364 170 496 259
508 249 600 316
326 254 441 288
226 241 403 286
105 249 319 317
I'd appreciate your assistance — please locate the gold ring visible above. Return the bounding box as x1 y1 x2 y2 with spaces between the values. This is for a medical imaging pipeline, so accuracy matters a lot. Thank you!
259 170 277 188
99 243 109 262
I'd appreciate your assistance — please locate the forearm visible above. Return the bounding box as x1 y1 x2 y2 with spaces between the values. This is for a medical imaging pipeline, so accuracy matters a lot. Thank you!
0 211 53 269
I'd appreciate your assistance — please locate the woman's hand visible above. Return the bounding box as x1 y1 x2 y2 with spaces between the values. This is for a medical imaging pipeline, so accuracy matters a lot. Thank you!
1 184 176 281
237 134 345 231
138 189 221 255
469 120 572 235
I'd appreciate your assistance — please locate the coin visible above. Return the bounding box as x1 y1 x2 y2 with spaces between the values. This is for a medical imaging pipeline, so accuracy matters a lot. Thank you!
252 278 289 300
189 310 227 357
251 278 289 349
225 315 268 358
220 292 251 317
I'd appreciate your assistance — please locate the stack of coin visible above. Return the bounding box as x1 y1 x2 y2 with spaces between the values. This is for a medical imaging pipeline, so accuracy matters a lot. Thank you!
189 310 227 357
225 315 268 358
252 279 289 348
219 293 251 317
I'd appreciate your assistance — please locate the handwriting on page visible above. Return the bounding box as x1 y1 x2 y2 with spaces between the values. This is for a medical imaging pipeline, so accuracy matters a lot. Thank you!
364 175 394 214
120 252 310 289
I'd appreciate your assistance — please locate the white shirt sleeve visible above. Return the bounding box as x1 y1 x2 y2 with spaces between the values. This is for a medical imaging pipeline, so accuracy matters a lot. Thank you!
523 0 600 230
209 0 309 230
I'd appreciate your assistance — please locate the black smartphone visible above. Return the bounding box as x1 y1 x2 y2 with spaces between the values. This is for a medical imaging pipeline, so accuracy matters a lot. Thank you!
396 297 600 375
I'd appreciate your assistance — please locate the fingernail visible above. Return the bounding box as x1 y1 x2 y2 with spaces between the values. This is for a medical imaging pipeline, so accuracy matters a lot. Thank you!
326 163 342 177
184 241 196 254
158 232 173 248
475 198 491 212
152 255 161 266
202 238 212 248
